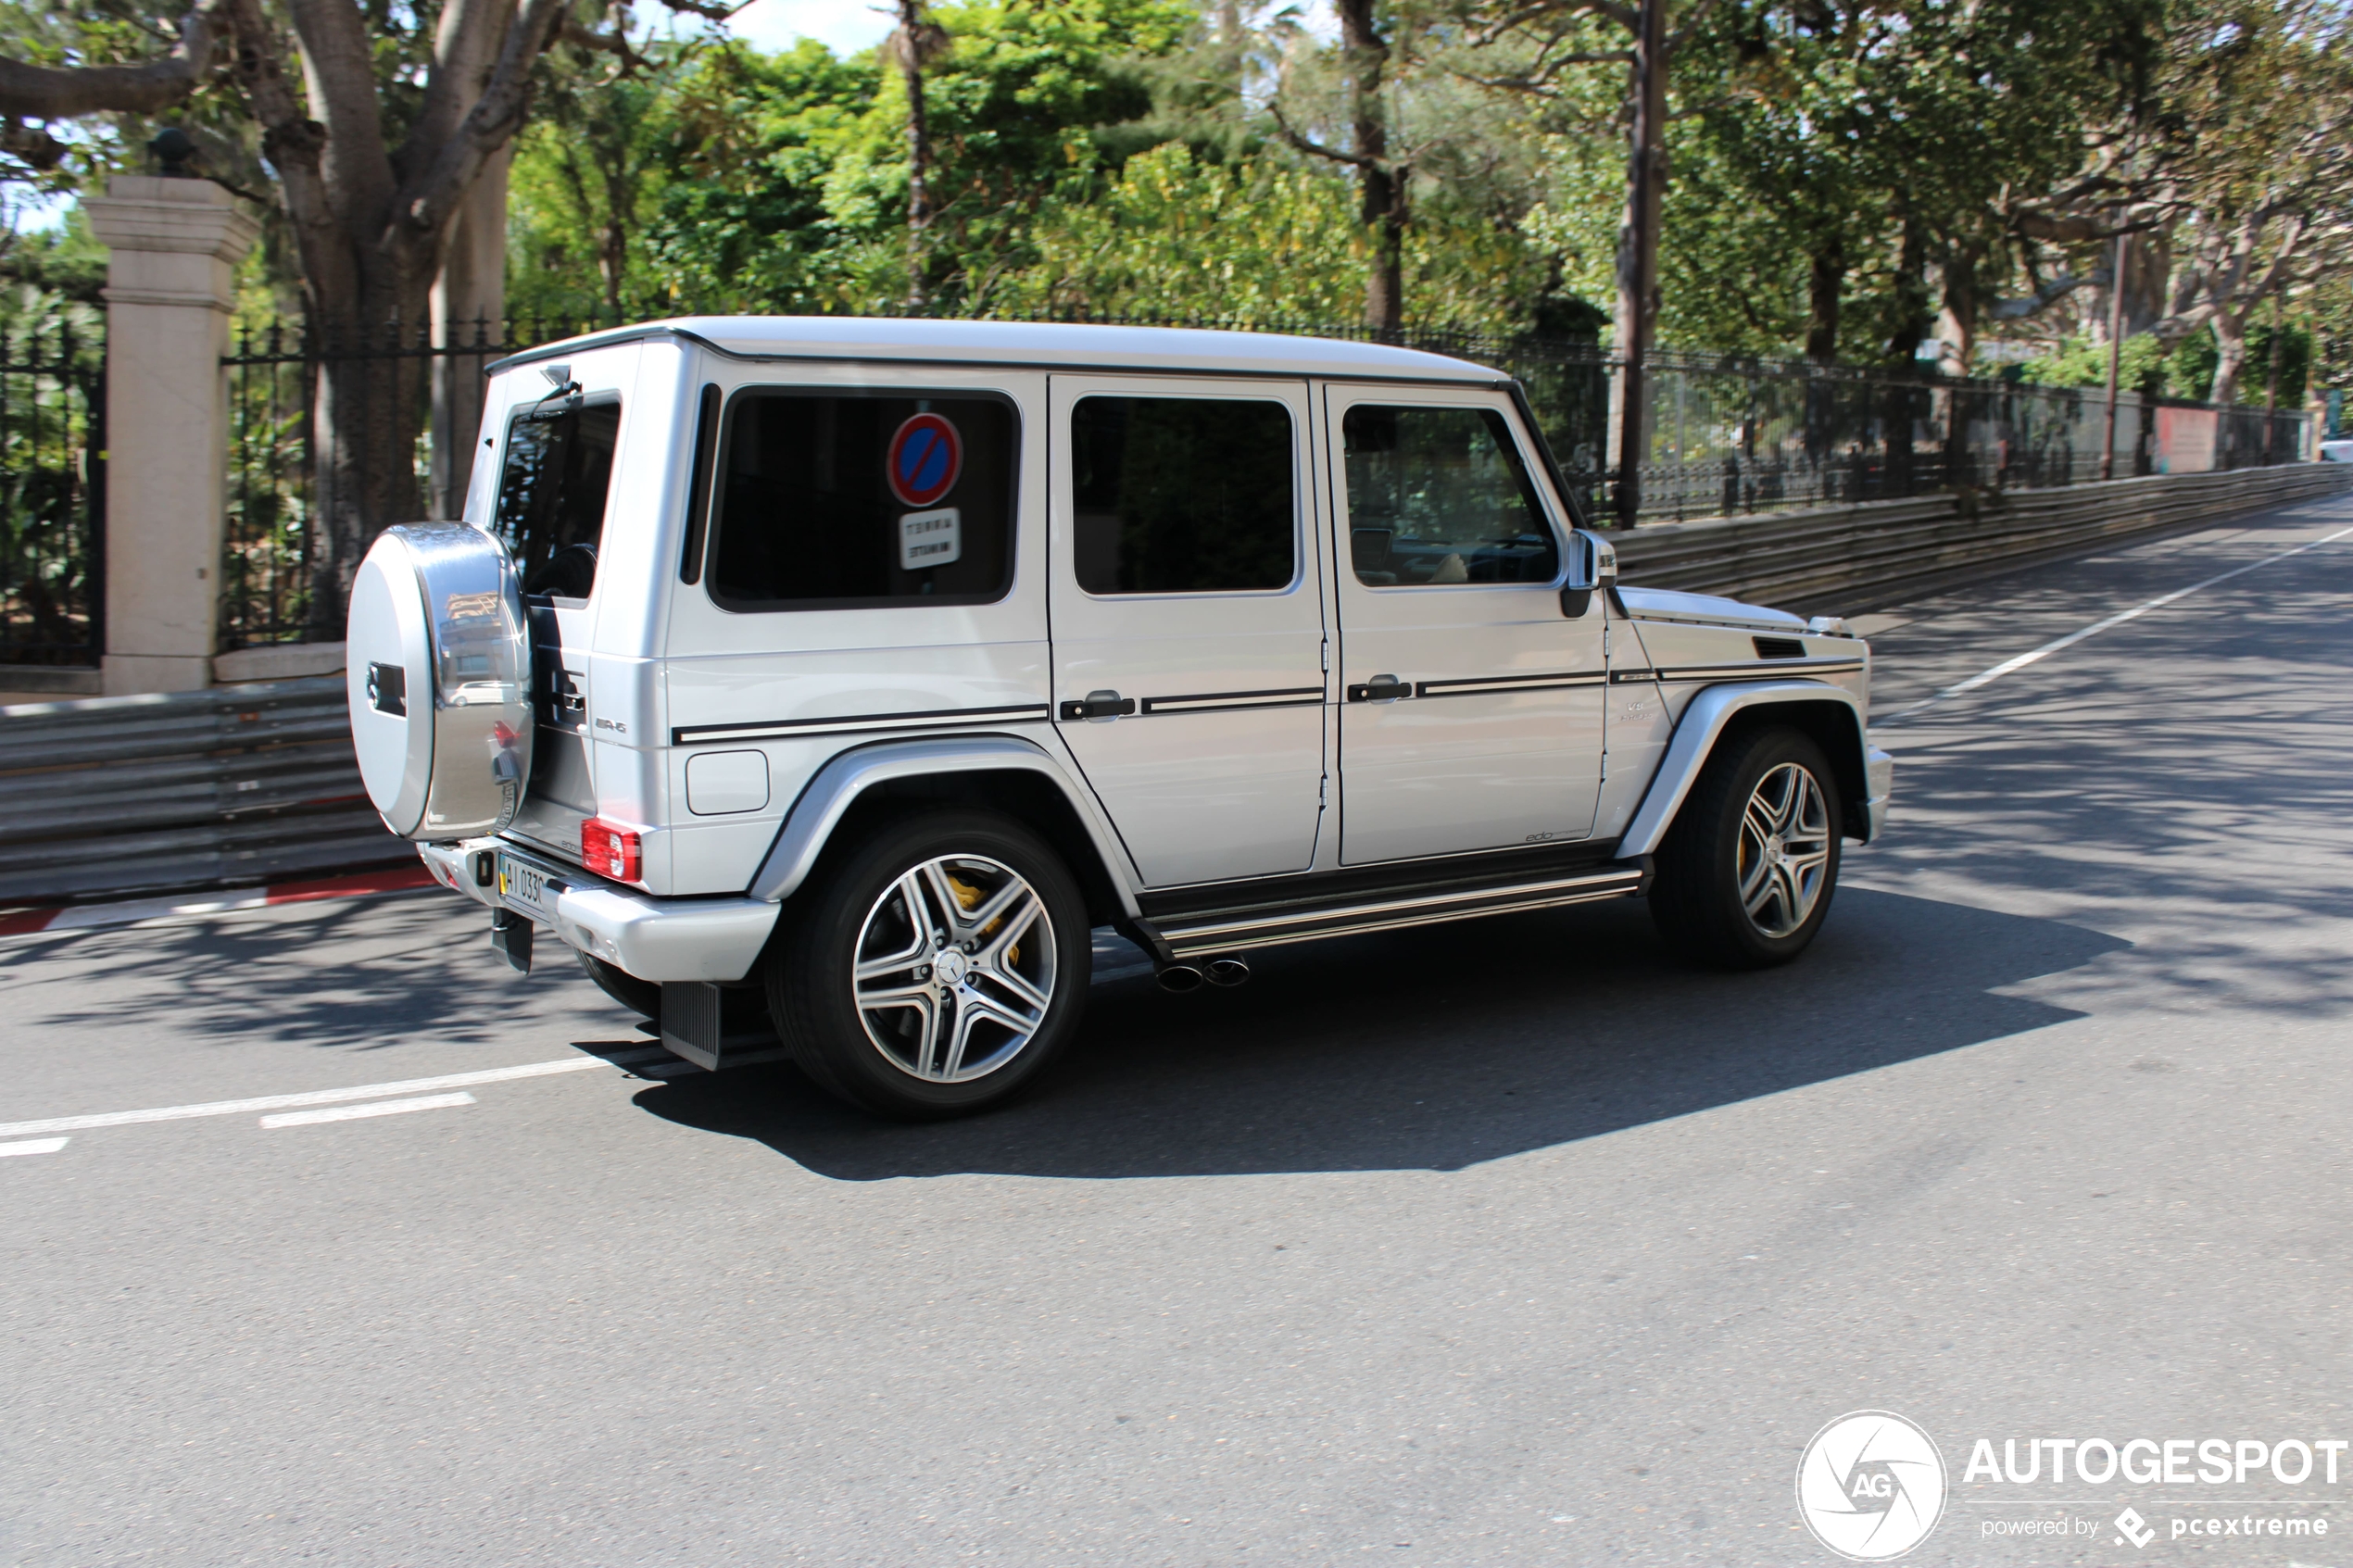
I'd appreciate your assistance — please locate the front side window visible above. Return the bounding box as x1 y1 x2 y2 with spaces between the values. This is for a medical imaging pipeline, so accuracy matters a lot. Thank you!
705 391 1016 609
494 395 621 599
1071 396 1297 595
1341 405 1559 586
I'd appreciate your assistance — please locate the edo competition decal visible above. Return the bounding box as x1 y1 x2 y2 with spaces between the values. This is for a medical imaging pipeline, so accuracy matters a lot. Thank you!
887 411 963 508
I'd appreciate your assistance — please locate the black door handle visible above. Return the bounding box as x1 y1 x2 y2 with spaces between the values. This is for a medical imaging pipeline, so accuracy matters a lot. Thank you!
1061 688 1137 721
1347 674 1411 703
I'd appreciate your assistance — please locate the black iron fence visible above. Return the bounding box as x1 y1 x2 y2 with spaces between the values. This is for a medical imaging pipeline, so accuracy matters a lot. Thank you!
0 314 104 667
215 307 2311 648
221 314 614 650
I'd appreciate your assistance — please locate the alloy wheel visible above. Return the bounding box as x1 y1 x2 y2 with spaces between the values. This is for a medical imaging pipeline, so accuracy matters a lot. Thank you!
850 854 1058 1083
1736 761 1831 937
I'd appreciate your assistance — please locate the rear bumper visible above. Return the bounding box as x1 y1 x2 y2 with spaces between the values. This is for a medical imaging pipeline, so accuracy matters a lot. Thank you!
416 837 780 983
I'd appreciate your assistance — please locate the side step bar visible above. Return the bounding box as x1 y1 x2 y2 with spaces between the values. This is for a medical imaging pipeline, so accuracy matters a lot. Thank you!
1131 859 1651 962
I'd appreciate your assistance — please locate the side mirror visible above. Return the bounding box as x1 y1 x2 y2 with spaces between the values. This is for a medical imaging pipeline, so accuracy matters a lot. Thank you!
1559 529 1617 619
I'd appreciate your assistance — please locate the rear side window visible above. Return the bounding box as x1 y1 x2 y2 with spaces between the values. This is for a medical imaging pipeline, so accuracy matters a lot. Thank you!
1341 405 1558 585
1071 396 1296 595
704 391 1017 610
494 395 621 600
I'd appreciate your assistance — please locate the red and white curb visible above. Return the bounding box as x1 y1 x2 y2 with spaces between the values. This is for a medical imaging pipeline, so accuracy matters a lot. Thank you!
0 864 437 939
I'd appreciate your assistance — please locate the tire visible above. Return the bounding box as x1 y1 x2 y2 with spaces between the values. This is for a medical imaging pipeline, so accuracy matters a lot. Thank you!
1650 724 1843 970
578 950 661 1018
766 808 1092 1119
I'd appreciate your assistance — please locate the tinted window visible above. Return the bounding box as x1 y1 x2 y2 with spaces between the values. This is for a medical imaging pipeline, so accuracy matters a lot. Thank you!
495 395 620 599
1072 396 1295 595
706 391 1015 609
1341 406 1558 585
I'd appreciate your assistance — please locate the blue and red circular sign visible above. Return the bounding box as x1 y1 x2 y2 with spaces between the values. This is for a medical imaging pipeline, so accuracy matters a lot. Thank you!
887 413 963 508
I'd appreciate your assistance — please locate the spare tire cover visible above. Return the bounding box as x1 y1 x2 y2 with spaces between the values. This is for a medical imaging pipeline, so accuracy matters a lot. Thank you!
346 523 534 839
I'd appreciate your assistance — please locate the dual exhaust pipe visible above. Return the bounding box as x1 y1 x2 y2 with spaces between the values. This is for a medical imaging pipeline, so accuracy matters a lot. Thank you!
1155 955 1251 993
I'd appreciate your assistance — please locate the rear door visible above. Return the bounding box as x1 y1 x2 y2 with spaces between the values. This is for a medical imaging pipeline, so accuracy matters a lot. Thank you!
1324 383 1605 864
1047 374 1327 888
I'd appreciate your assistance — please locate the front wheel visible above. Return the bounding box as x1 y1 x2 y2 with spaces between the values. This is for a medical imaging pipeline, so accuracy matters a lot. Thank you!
767 808 1091 1119
1649 725 1842 969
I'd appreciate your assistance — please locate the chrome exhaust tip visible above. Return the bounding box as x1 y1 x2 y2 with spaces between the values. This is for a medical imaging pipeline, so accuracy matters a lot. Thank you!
1205 956 1252 987
1155 964 1206 994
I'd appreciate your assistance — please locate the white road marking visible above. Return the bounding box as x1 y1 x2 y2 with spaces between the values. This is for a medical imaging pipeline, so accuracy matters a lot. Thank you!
1881 520 2353 723
260 1092 475 1129
0 1048 673 1140
0 1136 69 1157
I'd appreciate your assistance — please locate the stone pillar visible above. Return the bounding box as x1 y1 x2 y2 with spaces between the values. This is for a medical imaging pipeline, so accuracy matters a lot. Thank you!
82 176 260 695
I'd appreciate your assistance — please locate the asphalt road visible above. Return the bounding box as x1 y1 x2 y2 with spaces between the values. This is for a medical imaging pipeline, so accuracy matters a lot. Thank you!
6 493 2353 1567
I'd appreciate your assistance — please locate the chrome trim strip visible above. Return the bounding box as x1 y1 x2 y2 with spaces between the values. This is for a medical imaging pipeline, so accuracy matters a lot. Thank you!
673 702 1051 746
1138 685 1325 715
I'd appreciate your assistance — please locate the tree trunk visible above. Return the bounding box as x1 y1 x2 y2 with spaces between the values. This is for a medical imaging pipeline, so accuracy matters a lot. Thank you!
307 256 437 639
1935 247 1979 378
2264 295 2283 412
2209 307 2247 406
1804 236 1844 365
430 142 509 521
1608 0 1667 526
1334 0 1402 338
897 0 934 313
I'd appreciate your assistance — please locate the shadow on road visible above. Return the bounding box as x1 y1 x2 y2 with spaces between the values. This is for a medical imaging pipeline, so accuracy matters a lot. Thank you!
630 887 2125 1179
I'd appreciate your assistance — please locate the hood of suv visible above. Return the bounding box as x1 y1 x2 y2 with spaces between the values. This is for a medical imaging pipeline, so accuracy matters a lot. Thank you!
1614 584 1810 633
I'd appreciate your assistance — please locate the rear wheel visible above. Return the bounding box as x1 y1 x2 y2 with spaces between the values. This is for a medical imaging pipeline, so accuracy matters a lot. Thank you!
1650 725 1842 969
767 808 1091 1119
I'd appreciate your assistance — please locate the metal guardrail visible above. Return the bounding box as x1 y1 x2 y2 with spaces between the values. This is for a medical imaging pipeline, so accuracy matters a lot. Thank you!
3 461 2345 908
1613 463 2353 612
0 675 404 907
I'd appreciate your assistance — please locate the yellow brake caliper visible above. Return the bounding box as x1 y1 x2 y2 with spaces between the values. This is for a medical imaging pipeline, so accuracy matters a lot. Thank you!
945 872 1019 967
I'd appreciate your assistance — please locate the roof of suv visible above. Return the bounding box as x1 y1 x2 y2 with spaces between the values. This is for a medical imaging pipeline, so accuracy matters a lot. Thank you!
490 315 1505 383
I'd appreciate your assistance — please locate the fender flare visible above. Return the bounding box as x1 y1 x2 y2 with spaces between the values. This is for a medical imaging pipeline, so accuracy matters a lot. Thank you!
747 734 1142 913
1615 680 1889 858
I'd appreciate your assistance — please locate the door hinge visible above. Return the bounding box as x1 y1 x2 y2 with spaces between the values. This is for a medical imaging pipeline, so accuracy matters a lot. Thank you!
1318 774 1328 806
1320 639 1330 672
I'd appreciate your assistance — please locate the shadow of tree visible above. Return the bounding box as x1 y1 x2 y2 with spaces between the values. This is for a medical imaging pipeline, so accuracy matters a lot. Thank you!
630 887 2124 1180
2 894 613 1056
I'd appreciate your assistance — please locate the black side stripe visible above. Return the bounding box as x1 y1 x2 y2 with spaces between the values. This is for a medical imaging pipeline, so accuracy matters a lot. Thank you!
1413 671 1606 699
673 702 1051 746
1139 685 1325 715
1650 659 1865 683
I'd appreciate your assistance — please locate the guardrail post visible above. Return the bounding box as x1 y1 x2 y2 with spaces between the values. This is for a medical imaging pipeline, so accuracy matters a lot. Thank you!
82 176 260 696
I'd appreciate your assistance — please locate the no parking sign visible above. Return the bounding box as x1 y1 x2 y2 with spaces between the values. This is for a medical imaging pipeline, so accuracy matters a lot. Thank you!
887 412 963 508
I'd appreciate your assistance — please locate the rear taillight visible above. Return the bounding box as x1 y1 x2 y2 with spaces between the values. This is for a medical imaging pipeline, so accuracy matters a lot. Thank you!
580 818 642 883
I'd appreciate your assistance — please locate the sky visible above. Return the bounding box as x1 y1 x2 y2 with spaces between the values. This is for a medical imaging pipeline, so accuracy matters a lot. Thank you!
722 0 896 57
718 0 1339 58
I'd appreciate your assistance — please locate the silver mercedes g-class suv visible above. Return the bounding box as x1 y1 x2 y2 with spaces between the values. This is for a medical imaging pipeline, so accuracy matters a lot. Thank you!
346 318 1892 1119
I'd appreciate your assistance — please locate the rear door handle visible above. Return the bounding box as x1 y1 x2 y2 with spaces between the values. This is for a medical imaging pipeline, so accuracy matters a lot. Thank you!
1060 689 1137 721
1346 674 1410 703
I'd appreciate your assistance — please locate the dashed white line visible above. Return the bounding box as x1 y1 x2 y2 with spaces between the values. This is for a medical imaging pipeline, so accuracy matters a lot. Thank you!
0 1136 69 1157
1881 520 2353 723
0 1048 672 1140
260 1092 475 1129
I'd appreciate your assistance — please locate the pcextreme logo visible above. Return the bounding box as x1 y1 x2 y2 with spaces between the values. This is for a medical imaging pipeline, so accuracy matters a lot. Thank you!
1796 1410 1949 1561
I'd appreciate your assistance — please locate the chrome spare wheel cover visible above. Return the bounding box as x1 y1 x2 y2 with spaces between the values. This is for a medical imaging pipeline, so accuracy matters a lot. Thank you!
1737 762 1831 937
852 854 1057 1083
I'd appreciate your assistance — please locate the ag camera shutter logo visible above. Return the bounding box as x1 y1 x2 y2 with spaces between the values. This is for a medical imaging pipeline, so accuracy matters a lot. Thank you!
1796 1411 1948 1560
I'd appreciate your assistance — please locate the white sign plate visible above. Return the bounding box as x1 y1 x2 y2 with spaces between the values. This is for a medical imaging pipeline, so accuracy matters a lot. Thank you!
899 508 962 571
